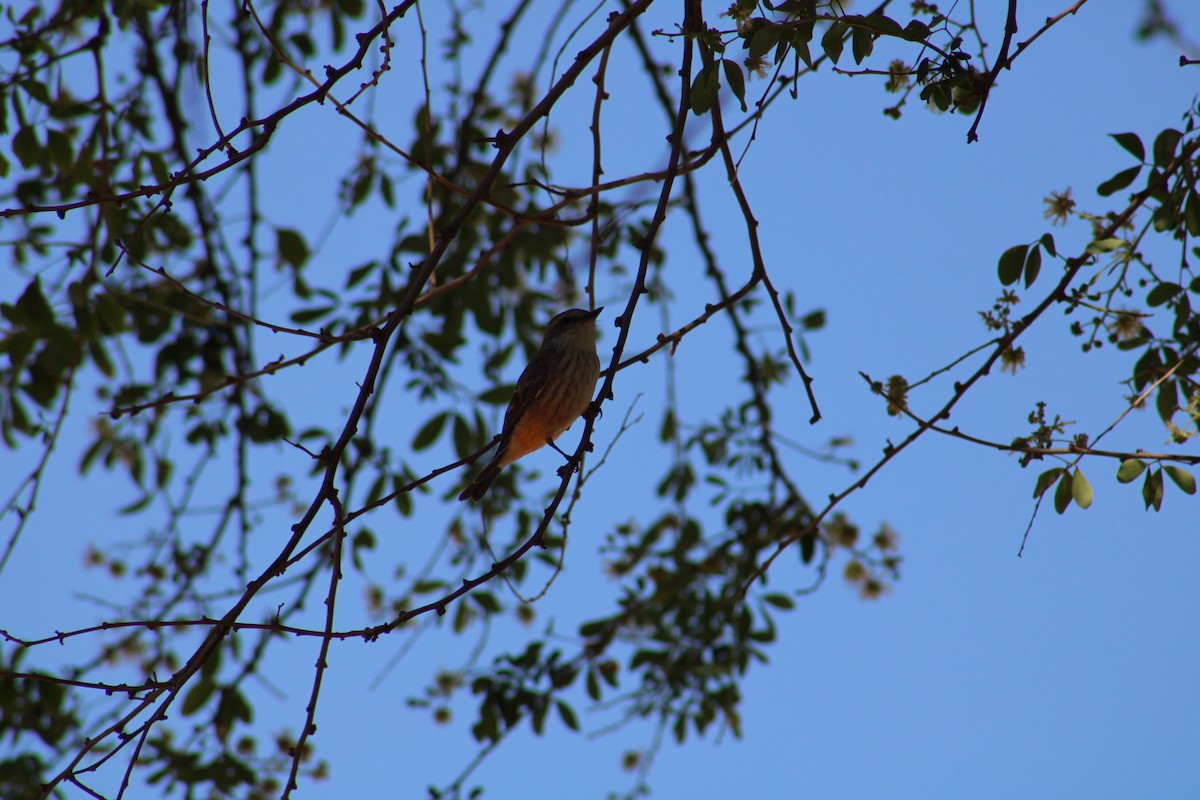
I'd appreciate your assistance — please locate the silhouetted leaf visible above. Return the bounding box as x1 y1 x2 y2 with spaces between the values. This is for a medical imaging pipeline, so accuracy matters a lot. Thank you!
997 244 1027 286
1109 132 1144 161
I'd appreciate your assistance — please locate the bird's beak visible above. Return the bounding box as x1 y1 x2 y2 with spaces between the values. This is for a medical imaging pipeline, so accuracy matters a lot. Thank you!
587 307 603 319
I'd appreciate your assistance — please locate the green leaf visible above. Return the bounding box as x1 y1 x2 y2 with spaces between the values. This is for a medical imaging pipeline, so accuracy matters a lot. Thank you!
1024 245 1042 288
1142 468 1164 511
997 244 1028 286
1109 132 1145 161
478 384 515 405
1085 237 1125 254
346 260 377 288
556 700 579 732
1116 459 1146 483
659 408 676 442
762 592 795 610
12 126 40 169
276 227 310 269
289 306 333 324
452 413 472 458
412 412 448 451
722 60 747 112
689 64 715 116
799 531 816 563
14 277 55 334
391 476 412 516
1053 470 1073 514
46 128 72 170
821 23 846 65
1156 378 1177 422
473 591 501 613
1164 465 1197 495
748 24 783 60
1033 467 1064 499
1096 165 1141 197
1146 282 1182 307
1071 468 1093 510
1152 127 1181 166
1186 191 1200 238
182 678 216 716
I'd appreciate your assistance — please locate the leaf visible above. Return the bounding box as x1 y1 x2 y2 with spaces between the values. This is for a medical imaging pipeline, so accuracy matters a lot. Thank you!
452 413 472 458
722 60 747 112
473 591 501 614
1071 468 1093 510
821 22 846 65
1039 232 1056 257
1164 466 1197 495
748 24 783 60
289 306 333 324
1033 467 1064 499
276 227 310 269
1024 245 1042 288
412 412 448 451
864 13 903 37
851 26 874 64
1152 127 1181 166
1085 237 1125 254
659 408 676 442
556 700 579 732
1156 378 1178 423
392 476 412 516
997 244 1028 286
1142 468 1164 511
793 35 813 69
46 128 72 170
1053 470 1073 514
1096 165 1141 197
478 384 515 405
1146 282 1182 307
798 531 816 564
689 63 715 116
346 261 377 288
181 678 216 716
762 592 795 610
12 126 40 169
1186 191 1200 238
1109 132 1145 161
14 277 55 334
1116 459 1146 483
901 20 931 41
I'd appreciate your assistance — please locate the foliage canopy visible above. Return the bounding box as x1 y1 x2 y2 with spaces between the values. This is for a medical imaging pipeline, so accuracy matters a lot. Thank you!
1 1 1198 798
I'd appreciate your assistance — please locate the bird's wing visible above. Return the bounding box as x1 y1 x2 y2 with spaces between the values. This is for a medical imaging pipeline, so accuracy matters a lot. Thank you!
499 352 553 436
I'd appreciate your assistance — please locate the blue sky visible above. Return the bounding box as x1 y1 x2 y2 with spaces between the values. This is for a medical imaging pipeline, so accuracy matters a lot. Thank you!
3 2 1200 798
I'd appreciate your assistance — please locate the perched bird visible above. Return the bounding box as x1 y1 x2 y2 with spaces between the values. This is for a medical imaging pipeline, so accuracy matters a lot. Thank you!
458 307 603 502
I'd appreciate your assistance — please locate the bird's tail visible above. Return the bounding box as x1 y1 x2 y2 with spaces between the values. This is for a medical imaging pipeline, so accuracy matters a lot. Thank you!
458 453 504 502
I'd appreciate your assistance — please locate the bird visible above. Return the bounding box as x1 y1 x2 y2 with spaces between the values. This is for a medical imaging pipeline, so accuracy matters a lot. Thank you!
458 307 603 502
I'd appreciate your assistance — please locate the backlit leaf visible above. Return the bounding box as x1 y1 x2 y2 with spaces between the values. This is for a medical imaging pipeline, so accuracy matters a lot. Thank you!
1071 468 1093 510
1164 466 1196 495
1116 459 1145 483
